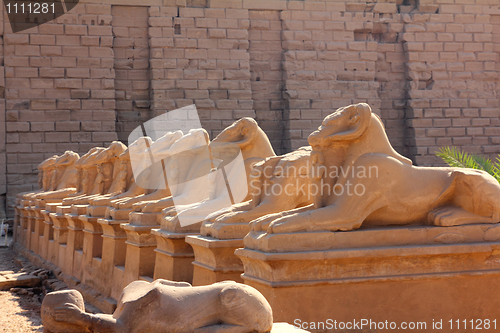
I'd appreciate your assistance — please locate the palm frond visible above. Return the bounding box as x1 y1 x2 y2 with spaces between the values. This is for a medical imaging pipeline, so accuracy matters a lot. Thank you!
436 147 500 184
491 156 500 183
435 147 484 170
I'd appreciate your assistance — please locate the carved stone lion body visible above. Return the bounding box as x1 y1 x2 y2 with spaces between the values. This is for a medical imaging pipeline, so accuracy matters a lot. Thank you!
256 103 500 234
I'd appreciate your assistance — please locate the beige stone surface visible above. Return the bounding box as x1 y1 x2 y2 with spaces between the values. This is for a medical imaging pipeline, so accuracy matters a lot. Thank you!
248 104 500 240
0 272 41 291
42 280 273 333
5 0 500 219
236 238 500 325
201 146 312 240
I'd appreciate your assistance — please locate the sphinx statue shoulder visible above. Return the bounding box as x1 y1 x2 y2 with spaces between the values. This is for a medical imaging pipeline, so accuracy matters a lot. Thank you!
42 280 273 333
250 103 500 235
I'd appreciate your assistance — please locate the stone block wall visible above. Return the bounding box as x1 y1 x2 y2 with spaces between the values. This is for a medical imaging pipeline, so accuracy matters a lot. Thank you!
3 2 117 215
1 0 500 217
403 2 500 165
113 6 151 143
148 5 255 140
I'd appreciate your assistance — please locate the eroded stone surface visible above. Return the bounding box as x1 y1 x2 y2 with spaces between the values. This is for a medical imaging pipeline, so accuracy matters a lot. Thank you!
42 280 273 333
0 273 41 291
247 104 500 242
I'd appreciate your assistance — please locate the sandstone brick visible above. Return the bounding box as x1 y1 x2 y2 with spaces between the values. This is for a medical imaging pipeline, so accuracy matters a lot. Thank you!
56 35 81 46
373 3 397 14
40 46 62 56
92 132 118 142
15 45 40 56
86 4 111 15
30 122 55 132
5 34 29 45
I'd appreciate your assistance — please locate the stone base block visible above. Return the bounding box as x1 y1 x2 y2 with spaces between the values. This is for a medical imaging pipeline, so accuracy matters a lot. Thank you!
186 235 244 286
87 205 108 217
130 211 159 225
122 223 157 287
201 221 250 240
111 265 125 301
109 208 132 220
97 218 128 297
152 229 197 283
244 223 500 252
236 225 500 325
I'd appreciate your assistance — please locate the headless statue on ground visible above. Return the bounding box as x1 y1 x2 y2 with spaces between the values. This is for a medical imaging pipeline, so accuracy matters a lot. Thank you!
250 103 500 234
41 280 273 333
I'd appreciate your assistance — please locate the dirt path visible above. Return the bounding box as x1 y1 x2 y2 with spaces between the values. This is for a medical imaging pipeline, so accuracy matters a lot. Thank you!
0 248 43 333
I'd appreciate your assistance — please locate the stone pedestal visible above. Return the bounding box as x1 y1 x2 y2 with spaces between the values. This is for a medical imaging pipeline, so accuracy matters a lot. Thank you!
121 223 157 287
42 203 60 265
186 235 244 285
97 218 127 297
64 205 87 280
27 204 39 253
18 203 30 248
34 205 46 255
186 221 249 285
34 198 60 259
152 229 197 283
13 204 20 243
237 224 500 324
49 206 71 269
150 212 202 284
80 214 103 287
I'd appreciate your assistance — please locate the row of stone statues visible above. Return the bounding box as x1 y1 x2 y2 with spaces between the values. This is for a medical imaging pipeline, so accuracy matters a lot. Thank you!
24 103 500 238
16 103 500 333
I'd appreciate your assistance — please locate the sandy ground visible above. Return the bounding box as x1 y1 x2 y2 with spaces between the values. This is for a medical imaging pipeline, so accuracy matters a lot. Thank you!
0 248 43 333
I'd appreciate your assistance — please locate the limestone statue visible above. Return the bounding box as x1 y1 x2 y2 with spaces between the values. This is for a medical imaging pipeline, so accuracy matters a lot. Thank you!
201 147 313 239
34 151 80 200
42 280 273 333
17 155 59 200
139 118 276 215
249 103 500 234
73 148 105 195
62 147 106 204
63 142 127 205
135 129 214 213
88 141 146 207
108 131 183 210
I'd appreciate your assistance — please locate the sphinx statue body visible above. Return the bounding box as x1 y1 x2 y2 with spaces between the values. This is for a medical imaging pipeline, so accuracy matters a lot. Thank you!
62 142 127 205
17 155 59 201
155 118 277 230
34 151 80 200
248 103 500 234
105 131 184 210
200 146 313 238
42 280 273 333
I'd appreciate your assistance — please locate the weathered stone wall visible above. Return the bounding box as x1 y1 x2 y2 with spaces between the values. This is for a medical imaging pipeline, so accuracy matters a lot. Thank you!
2 0 500 217
3 2 117 215
403 2 500 165
112 6 151 143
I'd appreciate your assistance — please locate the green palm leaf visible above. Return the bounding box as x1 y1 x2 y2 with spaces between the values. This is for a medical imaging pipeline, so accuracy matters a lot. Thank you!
436 147 500 184
436 146 492 172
